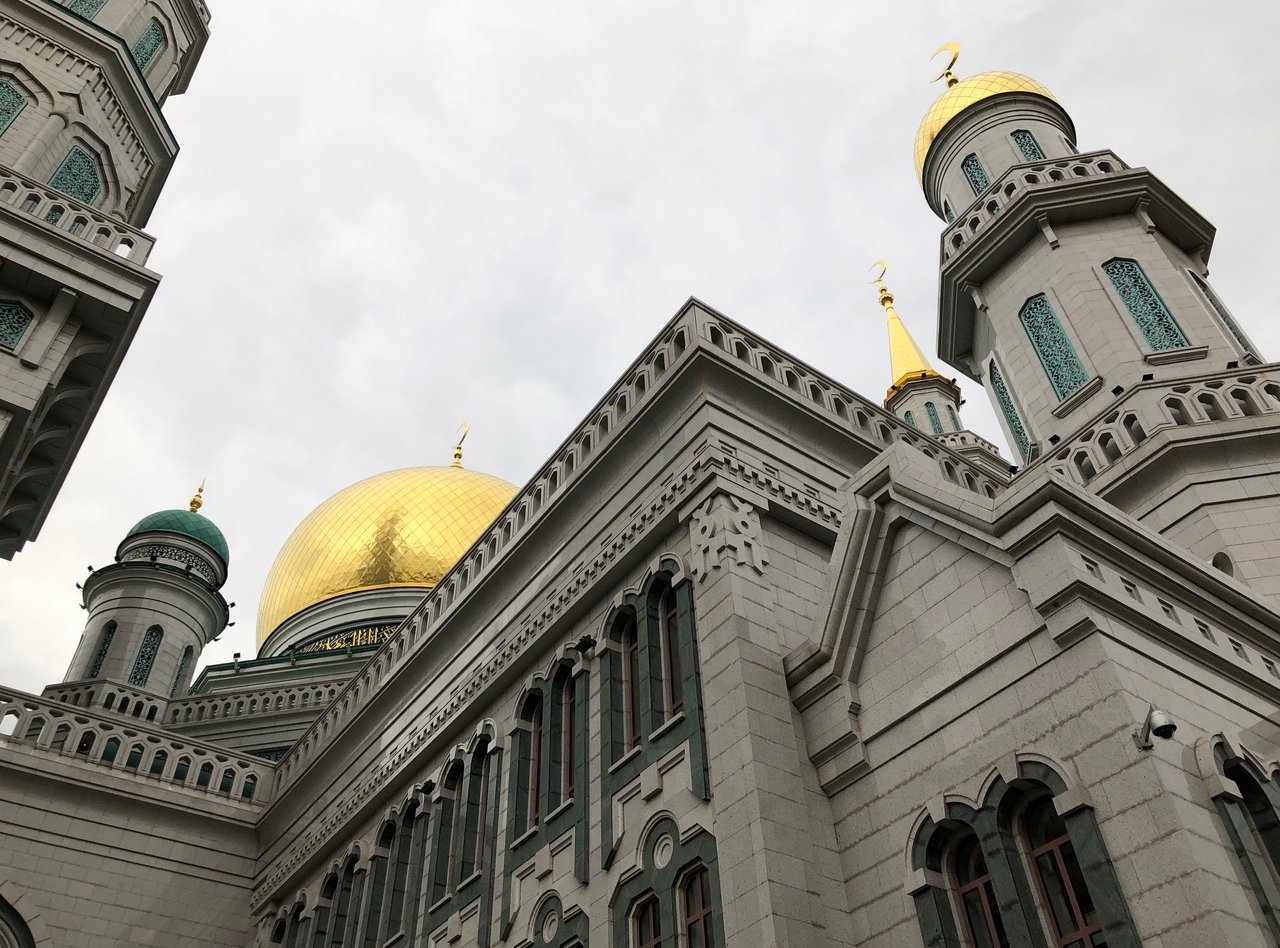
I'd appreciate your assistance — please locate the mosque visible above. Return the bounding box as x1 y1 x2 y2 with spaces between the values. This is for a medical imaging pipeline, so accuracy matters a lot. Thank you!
1 5 1280 948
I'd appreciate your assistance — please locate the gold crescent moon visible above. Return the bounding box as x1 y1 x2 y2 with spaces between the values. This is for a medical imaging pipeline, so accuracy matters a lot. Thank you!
868 259 888 283
456 421 470 446
930 41 960 83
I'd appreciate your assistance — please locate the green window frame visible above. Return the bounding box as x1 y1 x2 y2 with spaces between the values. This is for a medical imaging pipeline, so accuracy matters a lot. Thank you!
1020 292 1089 399
48 145 102 204
988 359 1029 461
962 153 990 195
1102 258 1189 351
127 624 162 687
131 18 166 71
0 80 27 137
0 301 34 350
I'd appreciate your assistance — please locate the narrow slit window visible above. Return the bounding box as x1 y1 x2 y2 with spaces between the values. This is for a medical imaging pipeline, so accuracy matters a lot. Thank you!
1190 271 1254 356
962 153 990 195
988 360 1030 461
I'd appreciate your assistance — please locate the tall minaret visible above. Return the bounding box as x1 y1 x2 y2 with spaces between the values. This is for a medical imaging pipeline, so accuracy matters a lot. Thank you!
0 1 211 558
917 45 1277 599
45 484 229 720
873 262 1008 477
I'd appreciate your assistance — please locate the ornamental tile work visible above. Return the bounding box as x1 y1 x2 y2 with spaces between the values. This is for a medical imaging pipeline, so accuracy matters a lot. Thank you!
127 625 163 687
122 543 216 582
1102 258 1189 351
904 410 916 429
946 405 961 431
925 401 944 435
170 649 191 698
86 623 115 678
1020 293 1089 398
943 200 955 223
48 146 102 204
1190 273 1254 356
130 18 165 71
962 153 990 195
0 301 32 349
988 360 1029 460
1012 129 1045 161
0 81 26 137
64 0 107 18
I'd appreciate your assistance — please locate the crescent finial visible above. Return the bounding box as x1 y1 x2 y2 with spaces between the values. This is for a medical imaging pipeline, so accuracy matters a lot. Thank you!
452 422 470 468
868 259 889 285
930 42 961 87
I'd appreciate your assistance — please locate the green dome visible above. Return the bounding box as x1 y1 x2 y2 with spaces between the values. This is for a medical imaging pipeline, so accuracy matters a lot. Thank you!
126 509 229 565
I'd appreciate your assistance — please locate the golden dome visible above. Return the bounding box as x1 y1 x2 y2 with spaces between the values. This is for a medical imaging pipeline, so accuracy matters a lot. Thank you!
914 71 1057 179
256 465 517 647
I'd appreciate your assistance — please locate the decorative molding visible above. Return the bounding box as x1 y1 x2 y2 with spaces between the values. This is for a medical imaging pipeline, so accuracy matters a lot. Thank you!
689 493 768 582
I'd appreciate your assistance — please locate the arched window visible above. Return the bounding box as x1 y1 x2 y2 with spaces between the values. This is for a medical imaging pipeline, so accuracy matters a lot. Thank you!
1190 271 1254 355
65 0 107 17
0 894 38 948
962 154 990 195
522 693 544 830
1022 795 1104 945
169 645 193 698
681 865 715 948
0 301 33 351
661 587 684 717
621 617 641 752
946 405 961 432
988 360 1030 461
556 673 576 804
925 402 944 435
1216 755 1280 940
1011 129 1045 161
127 625 163 687
385 806 416 938
1020 293 1089 399
0 80 27 137
943 199 955 223
131 18 166 71
86 620 116 678
633 894 662 948
460 743 492 881
1102 258 1189 351
904 410 916 429
48 145 102 204
432 762 466 901
952 831 1008 948
364 823 394 939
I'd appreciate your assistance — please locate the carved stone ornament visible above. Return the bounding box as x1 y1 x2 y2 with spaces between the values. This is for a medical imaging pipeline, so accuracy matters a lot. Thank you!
689 493 768 582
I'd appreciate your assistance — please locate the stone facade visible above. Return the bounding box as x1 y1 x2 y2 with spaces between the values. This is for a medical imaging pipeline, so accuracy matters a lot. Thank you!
3 29 1280 948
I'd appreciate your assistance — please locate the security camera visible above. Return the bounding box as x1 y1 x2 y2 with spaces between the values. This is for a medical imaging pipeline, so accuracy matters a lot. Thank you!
1134 705 1177 750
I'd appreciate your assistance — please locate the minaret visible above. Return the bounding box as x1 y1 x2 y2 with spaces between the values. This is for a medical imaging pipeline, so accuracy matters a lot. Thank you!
917 45 1277 599
0 2 211 558
873 262 1008 476
45 484 230 720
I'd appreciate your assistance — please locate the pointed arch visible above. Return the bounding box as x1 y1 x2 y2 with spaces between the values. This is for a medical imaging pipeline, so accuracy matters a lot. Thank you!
1020 293 1089 398
127 625 162 687
1103 258 1188 351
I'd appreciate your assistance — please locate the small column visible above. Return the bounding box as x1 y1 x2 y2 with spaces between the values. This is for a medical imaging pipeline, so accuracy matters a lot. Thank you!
15 111 68 177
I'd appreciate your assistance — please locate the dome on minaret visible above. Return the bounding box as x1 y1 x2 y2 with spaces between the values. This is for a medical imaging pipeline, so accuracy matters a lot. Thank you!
255 463 517 649
914 68 1057 180
123 484 229 566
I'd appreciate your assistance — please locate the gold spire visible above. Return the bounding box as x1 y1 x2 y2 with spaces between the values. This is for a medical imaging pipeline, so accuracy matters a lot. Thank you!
189 479 206 514
451 422 470 468
870 261 946 403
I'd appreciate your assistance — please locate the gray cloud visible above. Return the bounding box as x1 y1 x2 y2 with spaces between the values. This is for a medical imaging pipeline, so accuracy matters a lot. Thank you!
2 1 1277 694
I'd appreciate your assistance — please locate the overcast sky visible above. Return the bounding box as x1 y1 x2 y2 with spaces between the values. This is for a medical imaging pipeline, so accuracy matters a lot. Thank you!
1 2 1277 694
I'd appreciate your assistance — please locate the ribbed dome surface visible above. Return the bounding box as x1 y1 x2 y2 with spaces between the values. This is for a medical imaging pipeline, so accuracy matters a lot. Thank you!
256 465 517 647
914 71 1057 179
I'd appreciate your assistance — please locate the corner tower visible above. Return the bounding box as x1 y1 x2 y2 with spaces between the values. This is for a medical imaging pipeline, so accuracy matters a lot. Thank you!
45 483 229 719
0 0 211 557
919 45 1277 601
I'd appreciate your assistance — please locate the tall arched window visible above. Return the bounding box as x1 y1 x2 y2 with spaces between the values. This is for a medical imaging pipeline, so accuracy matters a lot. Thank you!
0 301 33 351
682 865 715 948
65 0 108 18
661 587 683 717
1020 293 1089 399
904 410 916 429
943 199 955 223
460 742 492 880
952 832 1008 948
432 762 465 902
925 402 944 435
1102 258 1189 351
48 145 102 204
621 617 641 751
557 672 576 803
127 625 162 687
946 405 962 432
524 693 544 829
363 823 393 941
384 806 416 939
169 645 193 698
633 894 662 948
1022 795 1103 945
1011 129 1045 161
962 153 990 195
1190 271 1254 356
988 360 1029 460
0 81 27 138
86 620 115 678
131 18 166 71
